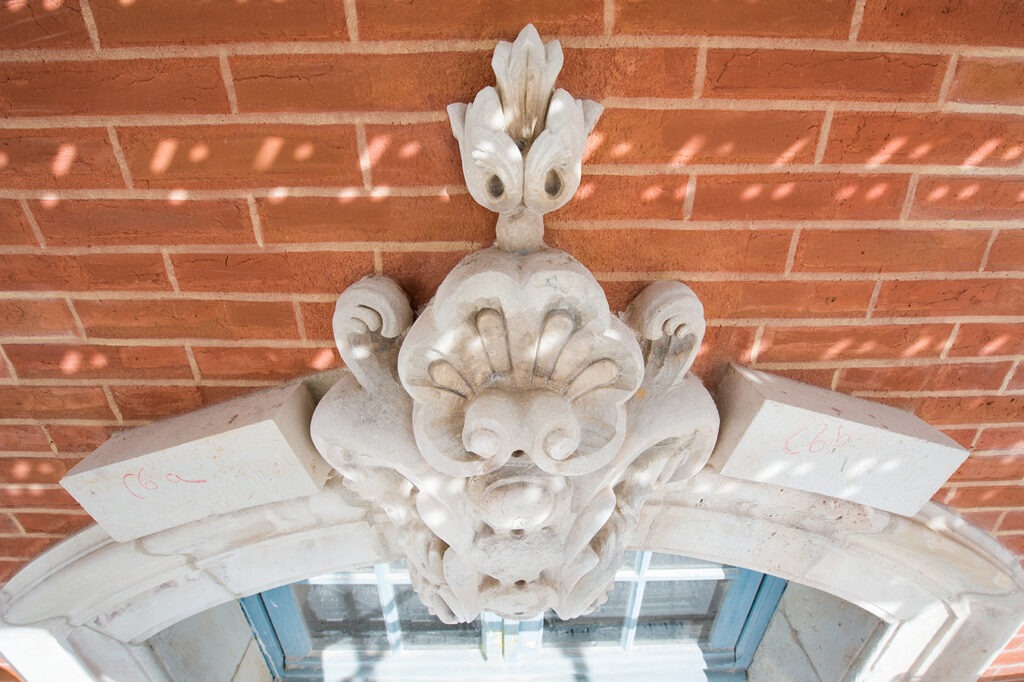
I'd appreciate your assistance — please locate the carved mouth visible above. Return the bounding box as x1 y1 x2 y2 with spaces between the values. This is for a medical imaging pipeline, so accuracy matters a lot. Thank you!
477 474 565 531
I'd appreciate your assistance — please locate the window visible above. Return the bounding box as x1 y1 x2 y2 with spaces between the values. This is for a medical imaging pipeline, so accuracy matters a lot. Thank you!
240 552 786 681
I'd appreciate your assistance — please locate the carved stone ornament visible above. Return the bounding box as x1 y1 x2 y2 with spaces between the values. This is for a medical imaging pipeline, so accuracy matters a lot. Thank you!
310 25 720 623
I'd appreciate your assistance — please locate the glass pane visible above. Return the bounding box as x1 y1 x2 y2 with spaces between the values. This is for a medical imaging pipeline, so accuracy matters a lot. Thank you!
543 580 630 647
394 584 480 648
648 552 723 570
295 583 389 651
634 579 728 645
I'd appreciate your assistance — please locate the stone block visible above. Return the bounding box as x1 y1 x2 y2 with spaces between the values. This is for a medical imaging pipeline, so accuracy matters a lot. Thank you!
709 364 967 516
62 381 329 542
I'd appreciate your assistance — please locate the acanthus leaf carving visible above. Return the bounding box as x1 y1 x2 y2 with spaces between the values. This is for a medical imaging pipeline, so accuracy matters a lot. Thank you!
311 25 720 624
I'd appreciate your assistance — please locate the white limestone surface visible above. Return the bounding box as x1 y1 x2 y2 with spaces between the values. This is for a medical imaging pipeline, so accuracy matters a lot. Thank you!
709 364 967 516
61 381 329 541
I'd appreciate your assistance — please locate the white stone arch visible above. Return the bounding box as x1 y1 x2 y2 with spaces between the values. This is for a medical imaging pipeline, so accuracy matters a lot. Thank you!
1 469 1022 681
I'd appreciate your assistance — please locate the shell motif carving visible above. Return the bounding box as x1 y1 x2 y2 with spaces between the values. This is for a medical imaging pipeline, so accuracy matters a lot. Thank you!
310 25 720 623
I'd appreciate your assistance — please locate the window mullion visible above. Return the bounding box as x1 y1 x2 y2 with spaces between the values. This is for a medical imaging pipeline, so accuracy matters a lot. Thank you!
374 563 404 654
620 549 652 651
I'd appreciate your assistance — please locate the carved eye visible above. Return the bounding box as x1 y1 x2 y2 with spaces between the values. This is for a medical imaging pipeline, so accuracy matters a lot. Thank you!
544 170 563 198
487 175 505 198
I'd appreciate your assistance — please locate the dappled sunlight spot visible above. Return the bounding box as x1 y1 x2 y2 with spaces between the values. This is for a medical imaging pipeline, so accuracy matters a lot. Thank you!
641 185 664 201
981 335 1009 355
50 143 77 177
956 183 980 201
741 183 763 200
42 0 62 10
119 0 136 5
773 138 809 166
855 340 878 354
188 143 209 163
366 134 391 167
673 184 688 200
610 142 633 158
266 187 290 204
582 131 604 163
293 142 315 161
865 182 888 200
962 138 1002 167
715 141 735 155
0 151 8 169
576 181 595 200
926 184 950 202
398 141 421 159
252 136 284 172
39 193 60 209
168 189 189 204
1002 145 1023 161
149 139 178 174
60 350 82 374
1016 188 1024 202
770 182 795 200
4 0 28 11
866 136 906 166
336 188 361 204
309 348 335 370
369 186 391 201
835 184 858 201
902 336 934 357
824 339 853 359
88 353 109 369
908 143 933 160
670 134 705 165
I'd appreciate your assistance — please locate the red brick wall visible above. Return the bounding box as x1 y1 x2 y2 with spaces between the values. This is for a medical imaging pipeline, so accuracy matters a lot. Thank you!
1 0 1022 677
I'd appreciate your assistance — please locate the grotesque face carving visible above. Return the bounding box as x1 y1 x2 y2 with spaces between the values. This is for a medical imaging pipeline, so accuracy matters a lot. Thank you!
309 25 720 624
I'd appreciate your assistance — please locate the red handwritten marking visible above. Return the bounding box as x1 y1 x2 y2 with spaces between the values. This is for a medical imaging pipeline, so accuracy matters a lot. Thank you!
783 425 855 456
122 467 207 499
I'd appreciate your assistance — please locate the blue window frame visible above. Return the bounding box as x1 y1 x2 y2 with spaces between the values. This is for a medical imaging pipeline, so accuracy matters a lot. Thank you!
240 552 786 681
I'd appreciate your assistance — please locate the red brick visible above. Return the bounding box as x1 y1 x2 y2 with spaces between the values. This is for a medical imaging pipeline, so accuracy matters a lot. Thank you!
585 110 821 166
13 512 92 535
32 199 255 247
0 485 80 509
0 426 50 453
704 50 946 102
947 485 1024 509
837 362 1013 393
0 0 90 48
0 387 113 420
950 455 1024 483
198 385 261 406
0 559 26 583
192 346 340 380
1000 511 1024 533
915 396 1024 426
0 253 170 292
960 510 1003 532
364 122 463 187
547 229 791 273
987 231 1024 272
758 368 836 389
358 1 602 39
824 113 1024 168
558 47 697 100
859 0 1024 47
0 128 122 189
794 229 990 273
258 195 494 244
692 175 908 221
0 201 35 246
911 177 1024 220
0 536 61 559
758 324 953 362
381 250 471 309
0 457 71 485
950 58 1024 106
91 0 348 45
976 427 1024 453
616 0 855 38
873 279 1024 317
45 425 116 453
543 175 690 220
0 515 17 535
74 299 300 340
595 280 649 313
231 52 492 113
5 344 192 380
0 59 229 117
111 385 204 421
950 323 1024 357
0 300 79 338
1010 367 1024 392
694 326 758 384
119 125 362 190
689 280 873 319
171 252 373 295
300 302 336 342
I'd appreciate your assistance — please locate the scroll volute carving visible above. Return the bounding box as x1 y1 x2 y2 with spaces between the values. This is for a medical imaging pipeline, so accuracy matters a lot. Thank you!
310 25 720 624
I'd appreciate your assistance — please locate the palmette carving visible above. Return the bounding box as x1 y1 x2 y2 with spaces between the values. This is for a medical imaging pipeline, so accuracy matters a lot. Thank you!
310 25 720 623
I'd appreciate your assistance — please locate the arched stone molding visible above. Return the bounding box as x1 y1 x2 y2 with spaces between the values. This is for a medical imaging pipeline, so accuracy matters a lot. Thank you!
1 471 1022 681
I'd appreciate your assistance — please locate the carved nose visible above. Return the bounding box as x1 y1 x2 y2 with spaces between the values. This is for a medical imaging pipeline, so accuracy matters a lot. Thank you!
462 389 579 464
